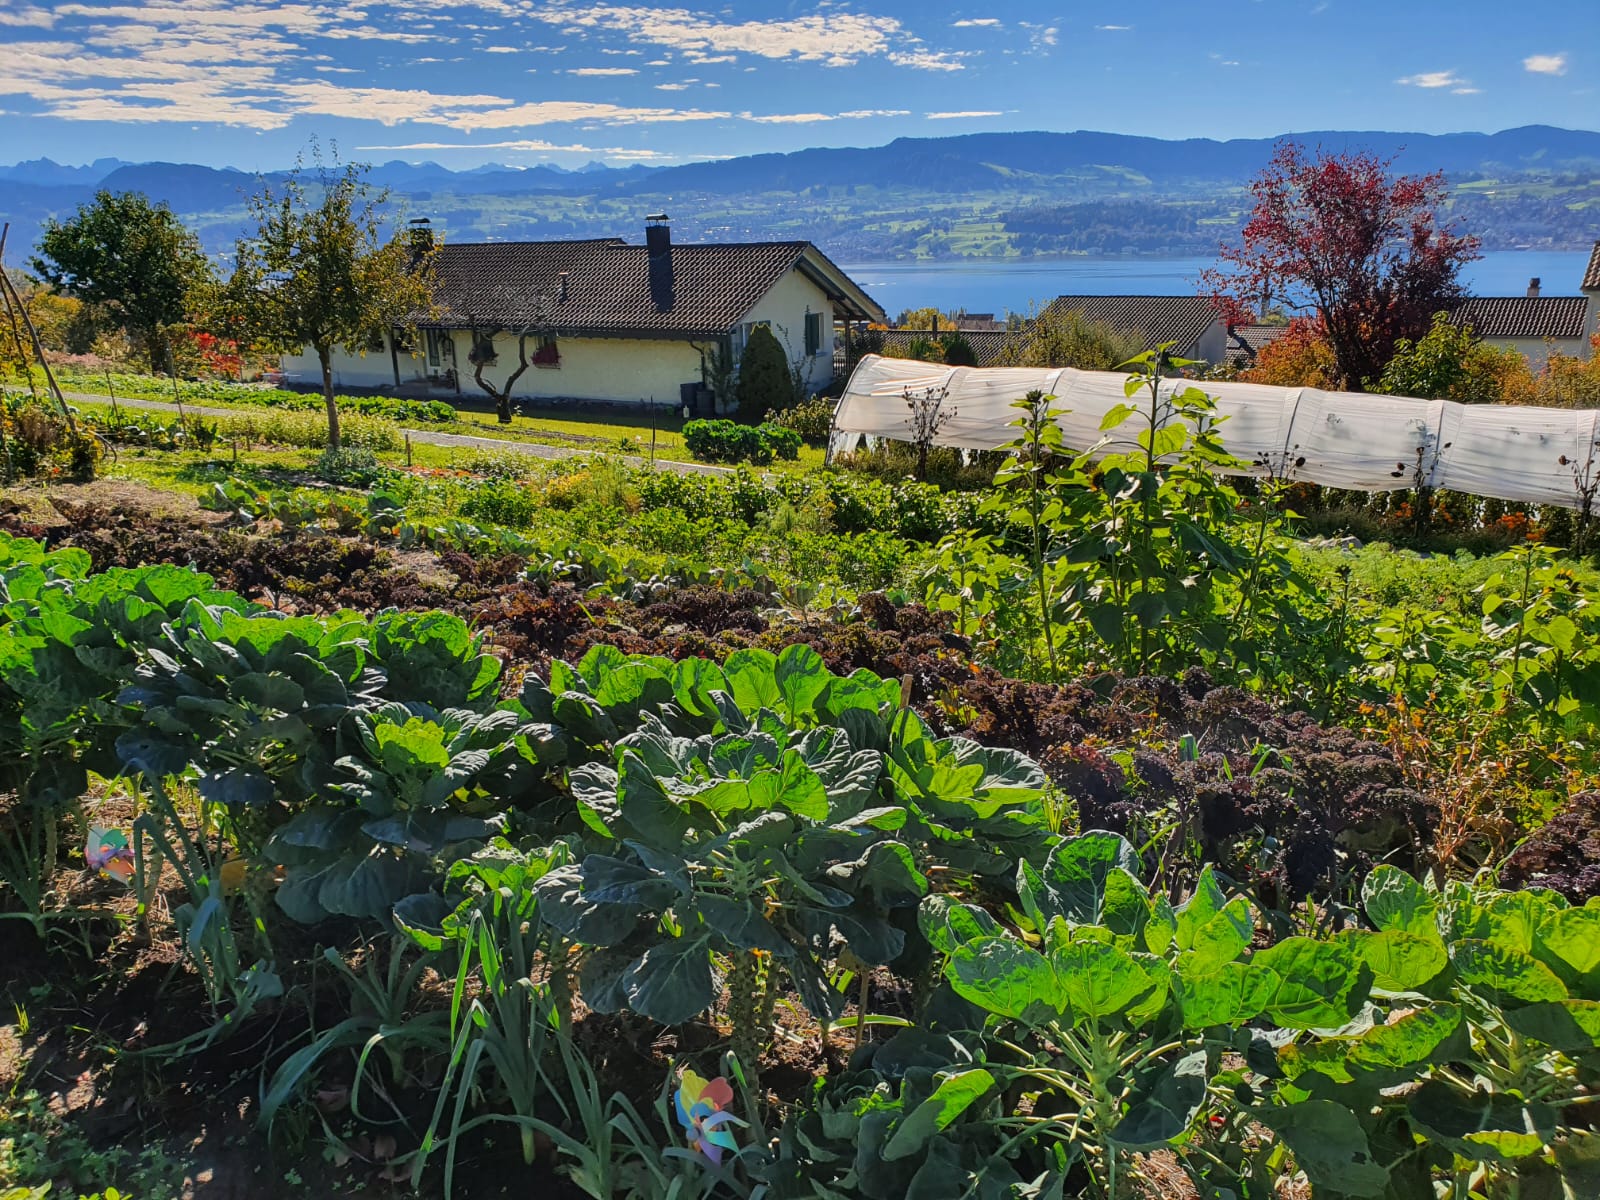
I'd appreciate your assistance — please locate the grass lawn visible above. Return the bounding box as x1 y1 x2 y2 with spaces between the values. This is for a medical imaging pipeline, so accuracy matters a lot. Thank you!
40 373 827 470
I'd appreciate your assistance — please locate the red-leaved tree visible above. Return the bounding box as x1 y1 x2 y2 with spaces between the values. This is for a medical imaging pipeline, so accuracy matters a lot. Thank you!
1203 141 1480 391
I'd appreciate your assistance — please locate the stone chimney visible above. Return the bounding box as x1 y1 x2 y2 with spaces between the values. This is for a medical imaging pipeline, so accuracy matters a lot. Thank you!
645 214 673 310
558 270 569 303
407 217 434 260
1527 277 1541 298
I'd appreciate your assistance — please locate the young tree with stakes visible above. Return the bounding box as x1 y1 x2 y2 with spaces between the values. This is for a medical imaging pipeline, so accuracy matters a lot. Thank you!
225 154 433 449
1202 142 1479 391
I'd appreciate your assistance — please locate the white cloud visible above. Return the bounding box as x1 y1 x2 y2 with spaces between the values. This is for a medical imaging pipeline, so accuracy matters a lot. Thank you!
1397 70 1468 88
838 108 910 118
354 137 682 160
0 7 54 27
524 3 964 70
483 46 520 53
1453 86 1482 94
925 110 1003 119
1095 24 1132 31
953 18 1001 27
743 111 835 123
1523 53 1568 75
567 66 639 75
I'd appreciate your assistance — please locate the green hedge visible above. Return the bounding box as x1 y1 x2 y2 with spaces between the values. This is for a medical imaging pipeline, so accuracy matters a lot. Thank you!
682 418 802 464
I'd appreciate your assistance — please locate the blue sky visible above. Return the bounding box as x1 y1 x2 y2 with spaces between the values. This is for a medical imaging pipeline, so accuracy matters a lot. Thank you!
0 0 1592 169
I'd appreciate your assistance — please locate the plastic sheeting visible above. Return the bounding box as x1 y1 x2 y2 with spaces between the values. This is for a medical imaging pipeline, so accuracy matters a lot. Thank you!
830 355 1600 510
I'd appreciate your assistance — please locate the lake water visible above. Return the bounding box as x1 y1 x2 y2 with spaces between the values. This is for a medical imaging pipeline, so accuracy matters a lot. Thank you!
840 250 1595 321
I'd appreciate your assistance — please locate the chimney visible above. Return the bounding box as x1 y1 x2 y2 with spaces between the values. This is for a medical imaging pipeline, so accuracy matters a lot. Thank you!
407 216 434 260
558 270 569 303
1527 277 1541 298
645 214 673 309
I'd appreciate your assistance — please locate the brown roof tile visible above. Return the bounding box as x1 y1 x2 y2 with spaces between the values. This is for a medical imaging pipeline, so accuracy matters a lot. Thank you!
1040 295 1221 352
1584 241 1600 292
1450 296 1591 341
421 237 882 336
1226 323 1291 364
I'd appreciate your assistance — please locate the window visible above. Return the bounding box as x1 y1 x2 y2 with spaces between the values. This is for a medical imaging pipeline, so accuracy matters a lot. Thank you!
804 311 823 357
366 330 386 353
531 336 560 368
470 330 497 366
425 328 449 368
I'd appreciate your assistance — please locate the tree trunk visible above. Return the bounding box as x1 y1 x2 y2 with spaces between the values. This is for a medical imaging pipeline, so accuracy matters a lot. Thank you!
319 345 340 450
497 392 511 424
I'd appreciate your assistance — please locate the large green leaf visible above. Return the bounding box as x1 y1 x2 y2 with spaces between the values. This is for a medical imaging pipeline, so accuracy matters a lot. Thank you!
1363 864 1439 937
948 937 1058 1021
1111 1050 1208 1150
1052 938 1162 1025
622 935 715 1025
1255 1101 1389 1197
918 895 1002 956
1409 1080 1555 1162
1359 930 1448 992
1254 937 1369 1030
723 649 781 714
882 1069 996 1162
1451 939 1568 1004
1503 1000 1600 1053
1018 832 1142 929
776 643 830 723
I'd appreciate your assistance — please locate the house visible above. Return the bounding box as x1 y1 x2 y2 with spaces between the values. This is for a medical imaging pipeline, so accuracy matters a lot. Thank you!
278 217 885 409
1226 323 1291 366
1039 295 1231 365
1450 273 1595 368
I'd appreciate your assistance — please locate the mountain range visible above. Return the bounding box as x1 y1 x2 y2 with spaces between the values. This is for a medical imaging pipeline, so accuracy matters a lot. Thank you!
3 125 1597 264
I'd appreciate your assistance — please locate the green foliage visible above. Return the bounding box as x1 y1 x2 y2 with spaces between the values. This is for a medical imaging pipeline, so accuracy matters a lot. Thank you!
764 394 835 444
994 305 1145 370
31 190 213 372
1372 310 1525 402
683 418 801 464
223 154 433 448
735 325 792 423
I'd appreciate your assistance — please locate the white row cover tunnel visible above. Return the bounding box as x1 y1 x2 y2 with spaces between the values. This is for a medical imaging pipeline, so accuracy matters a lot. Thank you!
830 355 1600 510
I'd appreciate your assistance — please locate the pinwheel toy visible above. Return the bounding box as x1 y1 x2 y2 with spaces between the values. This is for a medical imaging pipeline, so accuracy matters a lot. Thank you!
86 826 135 884
674 1070 745 1167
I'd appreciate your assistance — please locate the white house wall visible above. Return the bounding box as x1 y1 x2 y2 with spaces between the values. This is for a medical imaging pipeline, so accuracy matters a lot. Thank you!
279 346 401 390
472 332 706 405
1479 335 1590 371
739 268 837 395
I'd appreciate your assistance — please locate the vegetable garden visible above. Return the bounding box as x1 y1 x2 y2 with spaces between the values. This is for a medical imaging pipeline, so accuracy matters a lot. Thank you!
4 353 1600 1200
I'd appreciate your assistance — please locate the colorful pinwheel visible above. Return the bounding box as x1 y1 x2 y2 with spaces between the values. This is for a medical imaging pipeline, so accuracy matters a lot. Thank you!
674 1070 745 1167
86 825 135 884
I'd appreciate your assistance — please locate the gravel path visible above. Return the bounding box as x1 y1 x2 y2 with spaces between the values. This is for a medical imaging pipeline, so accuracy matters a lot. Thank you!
13 388 732 477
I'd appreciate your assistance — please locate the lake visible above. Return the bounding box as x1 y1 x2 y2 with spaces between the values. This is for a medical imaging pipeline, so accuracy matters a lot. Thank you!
840 250 1595 321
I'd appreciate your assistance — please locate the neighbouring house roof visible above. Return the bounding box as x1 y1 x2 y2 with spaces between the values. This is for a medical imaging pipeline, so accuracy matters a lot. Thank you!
1040 295 1222 353
872 328 1021 366
1227 323 1291 364
419 236 884 337
1450 296 1592 341
1584 240 1600 292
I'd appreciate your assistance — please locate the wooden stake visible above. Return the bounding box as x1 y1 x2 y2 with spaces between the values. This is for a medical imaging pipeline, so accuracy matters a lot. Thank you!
405 431 413 467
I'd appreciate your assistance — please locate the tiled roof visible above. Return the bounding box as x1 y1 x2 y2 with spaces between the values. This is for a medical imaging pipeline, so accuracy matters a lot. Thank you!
873 328 1021 366
1040 295 1221 352
1584 241 1600 292
1226 323 1291 364
420 237 883 336
1450 296 1591 341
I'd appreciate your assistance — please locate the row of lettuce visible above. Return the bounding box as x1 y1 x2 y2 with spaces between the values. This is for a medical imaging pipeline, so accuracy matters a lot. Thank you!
3 528 1599 1196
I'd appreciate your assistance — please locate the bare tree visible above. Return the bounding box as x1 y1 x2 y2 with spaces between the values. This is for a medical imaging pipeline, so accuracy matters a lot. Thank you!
904 383 955 481
467 288 555 424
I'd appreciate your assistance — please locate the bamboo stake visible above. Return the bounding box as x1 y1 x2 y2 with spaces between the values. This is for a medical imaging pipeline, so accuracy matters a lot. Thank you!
0 226 76 434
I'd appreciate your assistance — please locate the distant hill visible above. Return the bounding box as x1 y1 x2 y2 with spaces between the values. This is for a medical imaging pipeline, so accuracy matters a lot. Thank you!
3 125 1597 264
